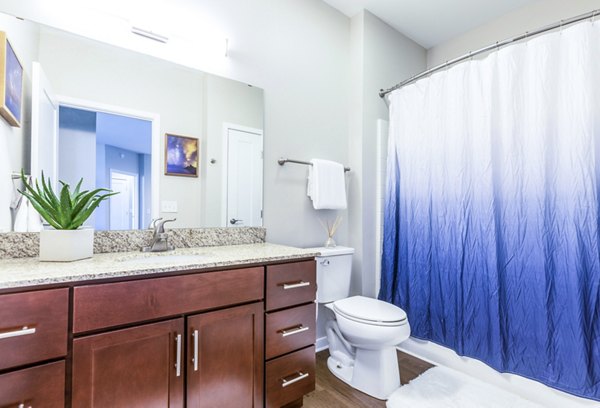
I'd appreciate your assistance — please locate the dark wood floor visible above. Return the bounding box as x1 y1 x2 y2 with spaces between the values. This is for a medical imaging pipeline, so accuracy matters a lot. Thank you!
303 350 434 408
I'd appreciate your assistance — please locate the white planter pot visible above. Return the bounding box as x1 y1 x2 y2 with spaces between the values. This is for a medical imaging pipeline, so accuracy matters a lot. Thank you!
39 228 94 262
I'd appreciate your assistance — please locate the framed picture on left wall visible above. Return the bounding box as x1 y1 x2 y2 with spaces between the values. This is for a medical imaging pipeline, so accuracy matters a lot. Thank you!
0 31 23 127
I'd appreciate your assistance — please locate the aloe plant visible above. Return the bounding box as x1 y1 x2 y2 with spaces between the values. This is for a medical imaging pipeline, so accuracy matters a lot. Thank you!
19 170 118 230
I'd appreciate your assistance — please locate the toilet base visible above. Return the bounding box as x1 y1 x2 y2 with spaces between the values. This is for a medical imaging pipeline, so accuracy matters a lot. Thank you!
327 346 400 400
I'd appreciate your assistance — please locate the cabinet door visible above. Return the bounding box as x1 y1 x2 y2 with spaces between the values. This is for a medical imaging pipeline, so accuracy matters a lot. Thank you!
187 302 264 408
72 319 184 408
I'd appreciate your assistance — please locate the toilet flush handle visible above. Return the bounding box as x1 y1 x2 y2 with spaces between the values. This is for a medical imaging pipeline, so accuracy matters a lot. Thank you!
320 259 330 266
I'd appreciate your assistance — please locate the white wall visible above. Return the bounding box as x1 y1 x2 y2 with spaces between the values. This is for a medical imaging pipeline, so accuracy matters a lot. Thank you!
0 14 39 231
428 0 600 67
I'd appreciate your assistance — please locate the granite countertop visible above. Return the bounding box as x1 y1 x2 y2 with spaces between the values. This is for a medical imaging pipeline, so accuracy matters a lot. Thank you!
0 243 320 289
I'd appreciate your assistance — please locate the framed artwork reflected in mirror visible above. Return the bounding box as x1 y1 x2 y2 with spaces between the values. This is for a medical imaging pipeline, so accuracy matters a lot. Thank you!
165 133 199 177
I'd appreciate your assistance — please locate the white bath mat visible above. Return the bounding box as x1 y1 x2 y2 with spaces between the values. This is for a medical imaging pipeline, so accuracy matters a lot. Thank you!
387 366 544 408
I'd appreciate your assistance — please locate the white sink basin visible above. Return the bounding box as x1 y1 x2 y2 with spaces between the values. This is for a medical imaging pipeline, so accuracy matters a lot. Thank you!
118 253 212 265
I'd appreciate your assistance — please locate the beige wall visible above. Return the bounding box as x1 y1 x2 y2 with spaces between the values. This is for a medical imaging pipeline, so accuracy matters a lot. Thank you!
0 14 38 231
428 0 600 67
0 0 352 247
37 28 205 228
318 10 426 341
202 75 264 227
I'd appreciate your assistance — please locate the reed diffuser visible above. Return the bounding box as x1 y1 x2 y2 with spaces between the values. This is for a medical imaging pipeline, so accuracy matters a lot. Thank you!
319 216 343 248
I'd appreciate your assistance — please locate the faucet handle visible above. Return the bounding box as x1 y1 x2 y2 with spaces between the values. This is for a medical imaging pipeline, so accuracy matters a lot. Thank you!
155 218 176 233
149 218 163 229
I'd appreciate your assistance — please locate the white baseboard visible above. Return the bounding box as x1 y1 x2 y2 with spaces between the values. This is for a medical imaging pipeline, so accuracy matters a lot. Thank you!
399 337 598 408
315 336 329 352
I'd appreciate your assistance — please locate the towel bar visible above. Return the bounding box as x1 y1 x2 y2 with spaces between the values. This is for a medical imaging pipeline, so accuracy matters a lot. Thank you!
11 172 30 180
278 158 350 172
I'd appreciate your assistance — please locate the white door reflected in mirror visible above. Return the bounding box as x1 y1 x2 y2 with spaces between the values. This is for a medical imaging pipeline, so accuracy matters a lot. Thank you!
110 171 138 230
31 62 58 188
225 126 263 228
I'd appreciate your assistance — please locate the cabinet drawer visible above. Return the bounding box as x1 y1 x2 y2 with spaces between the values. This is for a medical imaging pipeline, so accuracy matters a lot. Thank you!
266 261 316 311
266 303 315 360
73 267 264 333
0 361 65 407
266 346 315 408
0 288 68 370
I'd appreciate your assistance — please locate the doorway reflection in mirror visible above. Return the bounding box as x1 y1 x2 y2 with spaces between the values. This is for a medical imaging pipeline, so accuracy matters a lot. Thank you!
58 106 152 230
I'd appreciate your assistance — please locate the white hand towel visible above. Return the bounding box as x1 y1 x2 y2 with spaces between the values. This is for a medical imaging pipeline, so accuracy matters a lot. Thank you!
14 197 42 232
27 199 43 232
13 195 28 232
307 159 347 210
11 176 43 232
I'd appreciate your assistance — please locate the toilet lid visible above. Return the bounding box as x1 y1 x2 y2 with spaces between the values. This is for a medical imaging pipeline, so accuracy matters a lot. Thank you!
333 296 407 325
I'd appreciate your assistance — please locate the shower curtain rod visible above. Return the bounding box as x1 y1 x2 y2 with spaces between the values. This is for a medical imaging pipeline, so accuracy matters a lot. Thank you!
379 8 600 98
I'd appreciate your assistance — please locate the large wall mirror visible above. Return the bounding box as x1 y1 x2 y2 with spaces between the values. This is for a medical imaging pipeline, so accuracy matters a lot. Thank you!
0 11 264 232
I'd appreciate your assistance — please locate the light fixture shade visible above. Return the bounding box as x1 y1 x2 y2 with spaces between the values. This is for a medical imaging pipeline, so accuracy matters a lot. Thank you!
131 26 168 43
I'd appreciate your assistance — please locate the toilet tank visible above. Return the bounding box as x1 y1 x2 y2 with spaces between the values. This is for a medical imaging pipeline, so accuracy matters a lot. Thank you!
312 246 355 303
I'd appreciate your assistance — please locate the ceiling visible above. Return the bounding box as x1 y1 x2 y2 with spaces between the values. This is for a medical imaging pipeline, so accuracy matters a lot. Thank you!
322 0 539 48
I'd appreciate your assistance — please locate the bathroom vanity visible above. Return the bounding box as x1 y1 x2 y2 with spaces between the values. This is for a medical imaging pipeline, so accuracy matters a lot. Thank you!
0 243 318 408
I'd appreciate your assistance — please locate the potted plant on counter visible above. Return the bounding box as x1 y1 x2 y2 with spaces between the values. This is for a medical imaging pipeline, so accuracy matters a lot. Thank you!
19 171 117 262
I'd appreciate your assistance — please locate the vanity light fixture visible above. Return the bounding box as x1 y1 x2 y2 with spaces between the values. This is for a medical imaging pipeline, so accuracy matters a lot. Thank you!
131 26 169 44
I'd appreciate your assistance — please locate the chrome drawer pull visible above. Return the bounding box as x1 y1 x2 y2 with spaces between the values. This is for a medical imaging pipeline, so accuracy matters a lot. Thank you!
0 326 36 340
279 325 309 337
281 371 309 387
282 281 310 290
192 329 199 372
175 334 182 377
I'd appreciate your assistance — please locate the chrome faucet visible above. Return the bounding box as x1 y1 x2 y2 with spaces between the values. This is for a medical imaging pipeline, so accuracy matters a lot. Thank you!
142 218 176 252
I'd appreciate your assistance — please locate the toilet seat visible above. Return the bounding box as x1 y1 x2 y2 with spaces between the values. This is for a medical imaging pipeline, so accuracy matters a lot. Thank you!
333 296 408 327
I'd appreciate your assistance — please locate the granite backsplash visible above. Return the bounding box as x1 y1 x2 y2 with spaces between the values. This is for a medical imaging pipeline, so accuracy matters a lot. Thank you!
0 227 266 259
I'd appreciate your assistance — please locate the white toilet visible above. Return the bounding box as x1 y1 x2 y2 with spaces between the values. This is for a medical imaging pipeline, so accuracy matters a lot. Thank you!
314 246 410 400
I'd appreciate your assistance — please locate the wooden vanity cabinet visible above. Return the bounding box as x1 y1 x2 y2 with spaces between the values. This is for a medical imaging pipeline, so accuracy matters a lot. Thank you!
0 258 316 408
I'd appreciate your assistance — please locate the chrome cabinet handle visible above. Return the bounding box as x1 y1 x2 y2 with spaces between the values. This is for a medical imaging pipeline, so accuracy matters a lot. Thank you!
279 325 309 337
281 371 309 388
192 329 199 372
175 333 182 377
282 281 310 290
0 326 36 340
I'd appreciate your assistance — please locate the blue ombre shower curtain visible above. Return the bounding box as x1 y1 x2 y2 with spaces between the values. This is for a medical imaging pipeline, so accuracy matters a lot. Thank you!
380 20 600 401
